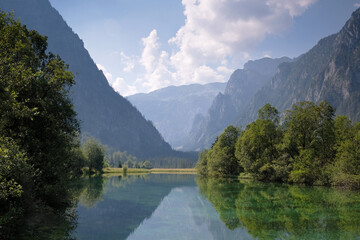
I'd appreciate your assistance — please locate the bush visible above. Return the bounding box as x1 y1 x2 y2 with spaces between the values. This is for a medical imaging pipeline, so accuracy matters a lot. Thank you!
123 165 128 174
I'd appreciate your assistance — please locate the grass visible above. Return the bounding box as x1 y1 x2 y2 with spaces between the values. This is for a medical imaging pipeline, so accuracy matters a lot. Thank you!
102 167 197 174
103 167 150 174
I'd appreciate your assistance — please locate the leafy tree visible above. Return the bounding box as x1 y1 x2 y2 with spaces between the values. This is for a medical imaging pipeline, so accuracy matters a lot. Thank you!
207 126 241 178
0 12 79 208
83 138 105 173
332 122 360 189
107 150 137 167
236 104 282 181
258 103 280 124
196 149 209 176
140 160 152 169
284 101 336 185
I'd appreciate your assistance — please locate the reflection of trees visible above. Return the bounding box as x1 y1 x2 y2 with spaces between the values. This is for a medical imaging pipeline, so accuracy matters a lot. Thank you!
196 177 243 230
196 178 360 239
106 174 150 189
79 175 106 208
4 177 85 240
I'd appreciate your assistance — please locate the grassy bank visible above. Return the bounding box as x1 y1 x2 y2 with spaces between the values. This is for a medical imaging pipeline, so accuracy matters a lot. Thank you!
103 167 197 174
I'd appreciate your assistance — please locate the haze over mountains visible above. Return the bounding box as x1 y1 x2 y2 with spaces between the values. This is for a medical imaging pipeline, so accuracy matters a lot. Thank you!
236 8 360 126
0 0 185 160
1 0 359 156
128 82 226 149
185 57 291 150
187 7 360 150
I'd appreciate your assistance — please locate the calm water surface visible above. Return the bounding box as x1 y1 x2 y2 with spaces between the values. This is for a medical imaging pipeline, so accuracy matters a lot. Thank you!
71 174 360 240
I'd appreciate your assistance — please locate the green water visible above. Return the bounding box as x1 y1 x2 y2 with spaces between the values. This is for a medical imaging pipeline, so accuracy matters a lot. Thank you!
70 174 360 240
11 174 360 239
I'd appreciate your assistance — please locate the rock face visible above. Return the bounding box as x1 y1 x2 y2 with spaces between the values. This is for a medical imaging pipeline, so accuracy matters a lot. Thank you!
237 8 360 127
127 82 226 149
186 57 291 150
0 0 175 158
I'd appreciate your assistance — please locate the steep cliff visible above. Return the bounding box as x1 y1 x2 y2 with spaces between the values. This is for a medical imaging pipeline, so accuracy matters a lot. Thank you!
238 8 360 126
0 0 175 158
186 57 290 150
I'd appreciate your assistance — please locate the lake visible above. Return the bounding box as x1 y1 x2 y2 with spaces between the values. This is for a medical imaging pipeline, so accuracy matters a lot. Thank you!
13 174 360 239
71 174 360 240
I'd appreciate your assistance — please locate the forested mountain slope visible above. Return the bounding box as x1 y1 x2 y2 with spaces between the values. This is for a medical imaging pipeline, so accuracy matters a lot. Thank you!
0 0 175 159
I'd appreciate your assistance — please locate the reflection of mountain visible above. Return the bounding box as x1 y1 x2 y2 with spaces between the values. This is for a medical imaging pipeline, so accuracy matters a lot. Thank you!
127 187 251 240
74 175 196 240
196 178 360 240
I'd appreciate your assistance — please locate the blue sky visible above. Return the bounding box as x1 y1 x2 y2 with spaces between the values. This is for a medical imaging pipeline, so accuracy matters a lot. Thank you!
49 0 360 96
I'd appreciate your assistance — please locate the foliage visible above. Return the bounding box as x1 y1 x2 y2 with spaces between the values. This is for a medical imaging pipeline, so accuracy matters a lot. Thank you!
196 101 360 188
0 12 82 236
236 104 282 181
195 149 209 176
106 150 137 167
332 121 360 189
284 101 336 185
197 178 360 240
206 126 241 178
82 138 105 173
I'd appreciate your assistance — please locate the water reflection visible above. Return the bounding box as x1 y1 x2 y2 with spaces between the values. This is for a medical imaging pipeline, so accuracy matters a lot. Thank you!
11 174 360 239
196 177 360 240
73 174 196 240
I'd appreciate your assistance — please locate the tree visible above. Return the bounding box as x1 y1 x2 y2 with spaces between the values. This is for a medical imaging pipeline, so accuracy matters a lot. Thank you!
83 138 105 173
141 160 152 169
0 12 80 208
332 122 360 189
236 104 282 181
284 101 336 185
207 126 241 178
196 149 209 176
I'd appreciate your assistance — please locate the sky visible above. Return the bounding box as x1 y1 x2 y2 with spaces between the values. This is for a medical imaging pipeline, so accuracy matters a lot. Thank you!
49 0 360 96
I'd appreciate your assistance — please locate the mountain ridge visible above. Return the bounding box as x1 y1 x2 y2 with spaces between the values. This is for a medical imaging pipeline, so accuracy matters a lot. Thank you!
186 57 291 150
236 7 360 126
128 82 226 149
0 0 178 159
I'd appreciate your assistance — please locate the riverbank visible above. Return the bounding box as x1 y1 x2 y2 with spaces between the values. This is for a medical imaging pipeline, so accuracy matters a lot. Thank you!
103 167 197 174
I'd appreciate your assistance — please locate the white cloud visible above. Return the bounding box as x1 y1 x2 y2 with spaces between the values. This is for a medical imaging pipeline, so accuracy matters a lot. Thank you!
140 29 160 73
112 77 137 96
120 51 135 72
169 0 318 73
97 64 113 84
135 0 317 93
139 30 175 92
97 64 137 96
354 3 360 8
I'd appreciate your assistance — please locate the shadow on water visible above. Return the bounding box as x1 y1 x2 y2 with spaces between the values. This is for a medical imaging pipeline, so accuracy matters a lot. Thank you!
1 176 86 240
196 177 360 240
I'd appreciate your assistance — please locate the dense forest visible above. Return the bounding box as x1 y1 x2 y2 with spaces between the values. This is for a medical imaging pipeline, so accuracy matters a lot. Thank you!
196 101 360 189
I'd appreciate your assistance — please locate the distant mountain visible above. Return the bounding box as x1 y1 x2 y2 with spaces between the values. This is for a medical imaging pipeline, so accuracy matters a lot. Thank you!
0 0 177 159
185 57 291 150
127 82 226 149
237 8 360 126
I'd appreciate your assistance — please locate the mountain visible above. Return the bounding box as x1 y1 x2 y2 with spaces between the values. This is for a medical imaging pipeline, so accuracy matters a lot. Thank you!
186 57 291 150
127 82 226 149
0 0 176 159
237 8 360 126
